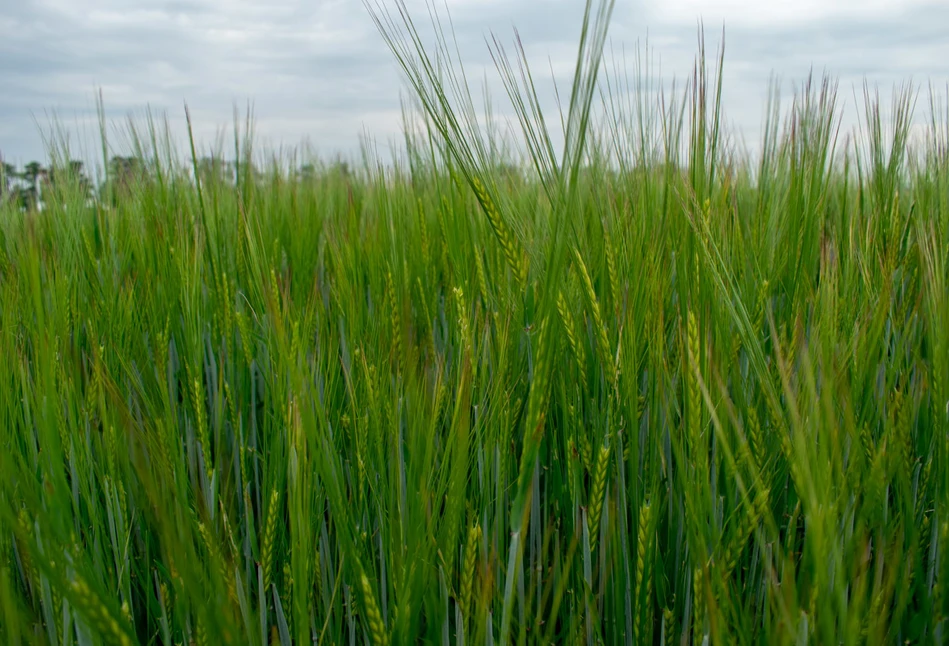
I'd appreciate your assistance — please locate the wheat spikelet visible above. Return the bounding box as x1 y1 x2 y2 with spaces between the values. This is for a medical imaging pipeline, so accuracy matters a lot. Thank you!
692 566 705 644
289 319 302 363
935 521 949 625
573 248 616 388
53 358 73 462
862 588 886 639
146 419 174 489
603 227 621 317
156 315 170 373
663 606 676 646
753 481 771 525
754 280 770 332
588 443 611 550
415 277 433 347
110 475 129 541
261 487 280 591
158 579 171 618
236 309 255 366
269 267 282 318
68 573 135 646
624 394 646 463
16 509 34 597
783 500 802 559
474 249 489 308
933 361 945 425
894 387 915 478
313 547 323 607
217 270 234 347
219 501 239 565
453 286 471 353
105 423 118 476
784 432 810 503
238 445 250 506
565 435 580 493
736 433 755 484
438 196 452 276
470 176 527 284
393 564 416 636
859 423 874 464
53 574 64 632
789 312 802 361
729 330 742 376
287 395 304 465
86 338 103 415
198 521 234 603
236 212 248 281
686 310 706 477
747 406 764 470
557 290 587 385
356 455 369 508
167 550 184 593
723 486 769 579
918 512 932 577
460 523 481 621
190 372 210 466
386 270 402 374
195 615 209 646
283 560 293 612
358 570 389 646
634 500 653 643
865 447 887 522
224 382 239 441
524 317 552 443
917 458 933 570
418 197 430 268
360 350 378 422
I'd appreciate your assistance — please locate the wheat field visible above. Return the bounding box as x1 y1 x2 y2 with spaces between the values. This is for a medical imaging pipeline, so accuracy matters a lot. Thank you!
1 1 948 644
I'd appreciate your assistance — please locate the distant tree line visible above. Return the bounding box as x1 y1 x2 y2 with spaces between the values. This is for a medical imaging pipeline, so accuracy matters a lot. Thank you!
0 158 95 211
0 151 377 213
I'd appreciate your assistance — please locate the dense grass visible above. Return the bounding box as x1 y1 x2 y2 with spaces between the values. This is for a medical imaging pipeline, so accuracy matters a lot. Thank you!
3 1 949 643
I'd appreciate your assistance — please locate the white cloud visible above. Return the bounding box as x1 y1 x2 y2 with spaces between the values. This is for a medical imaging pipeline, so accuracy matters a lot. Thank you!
648 0 941 27
0 0 947 168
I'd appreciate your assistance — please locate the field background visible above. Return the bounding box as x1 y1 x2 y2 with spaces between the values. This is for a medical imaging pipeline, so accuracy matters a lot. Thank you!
1 1 948 644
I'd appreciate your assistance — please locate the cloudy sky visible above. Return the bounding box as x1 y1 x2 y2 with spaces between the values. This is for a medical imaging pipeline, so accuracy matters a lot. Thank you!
1 0 947 171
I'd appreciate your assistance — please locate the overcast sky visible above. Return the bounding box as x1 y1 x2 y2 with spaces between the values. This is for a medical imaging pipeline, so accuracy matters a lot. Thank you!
1 0 947 171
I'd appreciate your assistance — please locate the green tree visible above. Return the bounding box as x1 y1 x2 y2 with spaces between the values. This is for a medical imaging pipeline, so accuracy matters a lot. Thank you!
102 155 146 205
0 159 17 201
297 163 317 183
20 161 45 210
44 160 93 206
197 156 226 186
